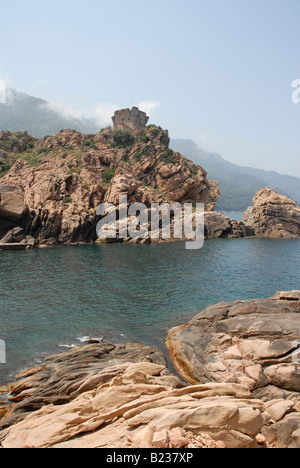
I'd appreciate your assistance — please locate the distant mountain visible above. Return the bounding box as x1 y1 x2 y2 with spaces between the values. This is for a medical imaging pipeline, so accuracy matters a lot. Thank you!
0 87 99 138
170 139 300 212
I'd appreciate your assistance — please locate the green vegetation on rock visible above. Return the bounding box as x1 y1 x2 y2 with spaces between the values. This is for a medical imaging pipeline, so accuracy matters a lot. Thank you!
112 129 135 148
102 168 115 184
159 149 177 165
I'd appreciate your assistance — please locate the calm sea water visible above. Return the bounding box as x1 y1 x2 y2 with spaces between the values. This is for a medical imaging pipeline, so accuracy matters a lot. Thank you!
0 238 299 385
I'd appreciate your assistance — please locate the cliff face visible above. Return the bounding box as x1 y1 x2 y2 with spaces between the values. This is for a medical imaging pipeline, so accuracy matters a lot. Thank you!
0 126 220 245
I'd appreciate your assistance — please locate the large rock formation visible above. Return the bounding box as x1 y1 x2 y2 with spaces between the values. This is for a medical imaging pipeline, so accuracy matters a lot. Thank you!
243 187 300 238
0 128 220 245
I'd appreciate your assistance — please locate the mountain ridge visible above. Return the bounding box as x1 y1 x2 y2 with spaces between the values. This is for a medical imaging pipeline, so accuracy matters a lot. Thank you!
0 86 99 137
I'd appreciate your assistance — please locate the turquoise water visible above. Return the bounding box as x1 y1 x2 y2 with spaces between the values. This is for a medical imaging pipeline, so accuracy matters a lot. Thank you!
0 238 299 385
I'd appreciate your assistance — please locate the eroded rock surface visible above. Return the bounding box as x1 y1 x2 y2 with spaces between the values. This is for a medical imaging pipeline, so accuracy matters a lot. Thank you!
0 342 171 431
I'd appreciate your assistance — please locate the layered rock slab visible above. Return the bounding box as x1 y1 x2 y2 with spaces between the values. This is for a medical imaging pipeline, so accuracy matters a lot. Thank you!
0 342 172 430
0 353 266 449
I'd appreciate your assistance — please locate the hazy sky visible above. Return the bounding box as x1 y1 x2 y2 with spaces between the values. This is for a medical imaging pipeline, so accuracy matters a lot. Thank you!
0 0 299 177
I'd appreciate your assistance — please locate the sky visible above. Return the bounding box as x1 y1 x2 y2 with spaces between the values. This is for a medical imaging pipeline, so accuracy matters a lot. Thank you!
0 0 299 177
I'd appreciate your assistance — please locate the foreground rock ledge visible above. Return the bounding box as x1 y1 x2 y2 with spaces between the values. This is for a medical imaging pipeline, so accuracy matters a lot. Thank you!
1 292 300 448
0 342 279 448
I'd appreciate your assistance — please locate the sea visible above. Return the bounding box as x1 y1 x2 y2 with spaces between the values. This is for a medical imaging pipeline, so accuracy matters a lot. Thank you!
0 235 299 385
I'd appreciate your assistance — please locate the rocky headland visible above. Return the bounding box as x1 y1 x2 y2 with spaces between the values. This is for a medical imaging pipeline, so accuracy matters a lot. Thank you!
0 291 299 449
0 127 259 247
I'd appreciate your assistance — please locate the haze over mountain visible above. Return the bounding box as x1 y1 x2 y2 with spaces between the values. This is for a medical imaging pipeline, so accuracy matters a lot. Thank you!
0 85 99 137
170 139 300 212
1 85 299 212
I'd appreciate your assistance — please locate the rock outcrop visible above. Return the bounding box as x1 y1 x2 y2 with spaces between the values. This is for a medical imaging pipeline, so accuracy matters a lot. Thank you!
243 188 300 238
0 128 220 246
2 133 300 245
166 291 300 448
167 289 300 431
167 291 300 396
0 342 172 431
204 211 254 239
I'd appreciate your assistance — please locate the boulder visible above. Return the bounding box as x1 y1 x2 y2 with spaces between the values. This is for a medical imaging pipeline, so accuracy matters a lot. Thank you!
0 226 25 244
262 413 300 448
243 187 300 238
0 185 25 223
